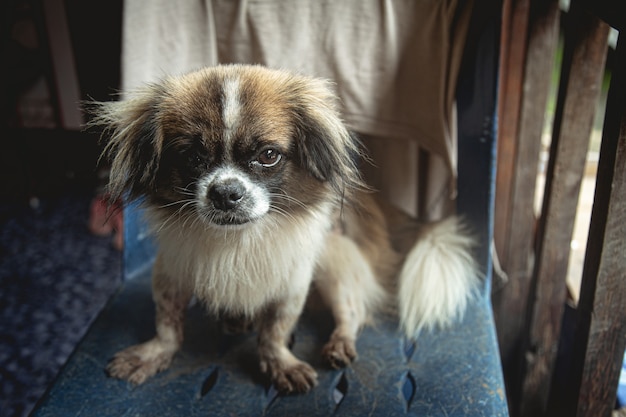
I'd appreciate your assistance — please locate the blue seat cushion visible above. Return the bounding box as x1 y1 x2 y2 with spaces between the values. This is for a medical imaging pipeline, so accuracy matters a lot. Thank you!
34 265 507 417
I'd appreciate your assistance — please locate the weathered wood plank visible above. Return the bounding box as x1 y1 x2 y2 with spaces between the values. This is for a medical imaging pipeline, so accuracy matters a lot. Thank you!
494 0 530 265
519 6 610 416
576 101 626 417
509 1 563 408
493 0 570 405
493 1 561 410
570 32 626 417
492 0 531 381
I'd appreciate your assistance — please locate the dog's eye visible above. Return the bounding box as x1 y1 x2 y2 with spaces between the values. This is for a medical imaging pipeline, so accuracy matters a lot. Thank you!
257 149 282 167
181 146 206 166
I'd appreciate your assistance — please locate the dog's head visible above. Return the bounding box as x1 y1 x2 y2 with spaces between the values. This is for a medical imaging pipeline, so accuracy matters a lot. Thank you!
92 65 364 228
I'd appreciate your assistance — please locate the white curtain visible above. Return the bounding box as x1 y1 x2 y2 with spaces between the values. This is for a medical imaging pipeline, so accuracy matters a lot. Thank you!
121 0 472 219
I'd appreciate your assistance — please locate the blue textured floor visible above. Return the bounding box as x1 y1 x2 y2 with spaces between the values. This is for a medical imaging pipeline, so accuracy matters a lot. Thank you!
0 193 122 417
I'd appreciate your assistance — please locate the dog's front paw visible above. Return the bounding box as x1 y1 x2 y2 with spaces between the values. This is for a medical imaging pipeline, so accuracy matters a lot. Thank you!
322 335 357 369
106 340 176 385
261 358 318 393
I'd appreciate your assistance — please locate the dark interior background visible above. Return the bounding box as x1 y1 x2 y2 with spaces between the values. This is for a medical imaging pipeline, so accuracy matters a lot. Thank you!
1 2 124 416
2 0 123 202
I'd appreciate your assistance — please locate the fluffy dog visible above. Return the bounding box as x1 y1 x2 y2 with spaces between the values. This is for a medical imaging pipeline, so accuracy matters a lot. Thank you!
92 64 479 393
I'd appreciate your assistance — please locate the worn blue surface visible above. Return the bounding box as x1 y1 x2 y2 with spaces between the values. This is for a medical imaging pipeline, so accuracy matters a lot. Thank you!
619 351 626 407
33 266 507 416
0 194 122 417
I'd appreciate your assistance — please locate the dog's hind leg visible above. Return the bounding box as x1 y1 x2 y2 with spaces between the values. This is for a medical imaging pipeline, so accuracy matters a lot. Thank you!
315 233 387 368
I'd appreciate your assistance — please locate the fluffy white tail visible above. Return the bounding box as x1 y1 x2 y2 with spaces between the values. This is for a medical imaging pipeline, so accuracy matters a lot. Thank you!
397 216 480 338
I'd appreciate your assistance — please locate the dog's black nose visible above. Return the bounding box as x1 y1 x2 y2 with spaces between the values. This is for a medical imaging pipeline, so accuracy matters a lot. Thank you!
208 180 245 211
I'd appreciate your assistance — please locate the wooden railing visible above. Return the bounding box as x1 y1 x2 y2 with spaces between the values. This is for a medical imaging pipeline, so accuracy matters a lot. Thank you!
493 0 625 416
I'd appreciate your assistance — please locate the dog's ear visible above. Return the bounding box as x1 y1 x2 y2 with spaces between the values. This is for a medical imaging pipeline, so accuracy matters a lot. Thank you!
88 86 165 202
292 78 365 194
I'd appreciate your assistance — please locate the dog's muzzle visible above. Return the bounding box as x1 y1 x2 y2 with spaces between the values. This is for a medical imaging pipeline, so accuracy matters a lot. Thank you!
208 179 246 211
198 169 270 226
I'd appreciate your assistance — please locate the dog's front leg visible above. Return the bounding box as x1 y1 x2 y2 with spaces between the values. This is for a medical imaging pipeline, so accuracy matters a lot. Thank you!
107 256 192 384
257 292 317 393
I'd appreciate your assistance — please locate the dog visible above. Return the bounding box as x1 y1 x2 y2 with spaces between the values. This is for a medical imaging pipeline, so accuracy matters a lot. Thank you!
91 64 479 393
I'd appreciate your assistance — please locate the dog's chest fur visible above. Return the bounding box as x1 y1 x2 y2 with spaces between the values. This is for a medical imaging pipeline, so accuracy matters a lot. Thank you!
149 203 334 316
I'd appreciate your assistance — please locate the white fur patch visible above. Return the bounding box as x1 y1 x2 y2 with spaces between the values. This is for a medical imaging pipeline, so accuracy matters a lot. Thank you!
196 166 270 221
397 216 480 337
153 202 334 317
222 77 241 147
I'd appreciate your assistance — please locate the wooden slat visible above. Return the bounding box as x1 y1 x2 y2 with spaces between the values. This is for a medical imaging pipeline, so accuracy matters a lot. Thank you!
567 32 626 417
494 0 530 266
493 1 561 407
519 5 610 416
492 0 531 379
577 122 626 415
42 0 84 129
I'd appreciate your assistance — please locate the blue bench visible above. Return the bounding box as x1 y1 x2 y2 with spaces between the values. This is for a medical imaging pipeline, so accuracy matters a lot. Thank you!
33 11 507 417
